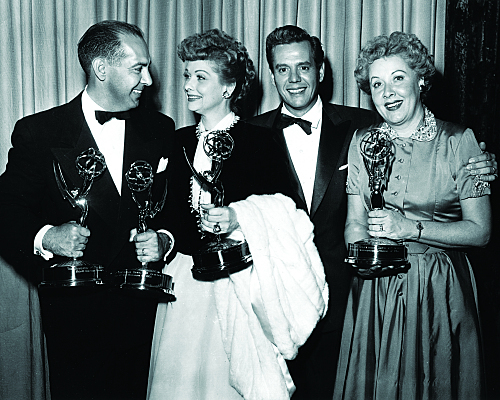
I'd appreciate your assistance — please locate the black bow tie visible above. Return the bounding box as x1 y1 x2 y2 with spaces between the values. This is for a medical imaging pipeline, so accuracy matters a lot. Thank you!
276 114 313 135
95 110 131 125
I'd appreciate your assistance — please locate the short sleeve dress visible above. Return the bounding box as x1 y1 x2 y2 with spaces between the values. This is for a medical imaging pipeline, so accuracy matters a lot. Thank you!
333 113 490 400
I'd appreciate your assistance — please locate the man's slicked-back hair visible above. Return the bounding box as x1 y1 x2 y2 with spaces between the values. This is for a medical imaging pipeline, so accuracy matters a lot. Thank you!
265 25 324 70
77 20 145 79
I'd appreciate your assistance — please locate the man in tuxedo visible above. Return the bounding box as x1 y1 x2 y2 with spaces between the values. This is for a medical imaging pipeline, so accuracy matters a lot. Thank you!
0 21 176 400
250 25 496 400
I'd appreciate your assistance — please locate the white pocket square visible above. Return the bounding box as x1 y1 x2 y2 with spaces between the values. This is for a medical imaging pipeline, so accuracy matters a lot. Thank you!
156 157 169 173
339 164 348 171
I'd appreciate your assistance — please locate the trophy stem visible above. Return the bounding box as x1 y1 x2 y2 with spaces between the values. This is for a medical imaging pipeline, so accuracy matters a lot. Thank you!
370 190 384 210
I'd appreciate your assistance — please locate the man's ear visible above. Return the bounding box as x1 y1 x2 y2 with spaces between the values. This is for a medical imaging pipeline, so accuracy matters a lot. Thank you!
92 58 106 82
319 62 325 83
269 68 276 87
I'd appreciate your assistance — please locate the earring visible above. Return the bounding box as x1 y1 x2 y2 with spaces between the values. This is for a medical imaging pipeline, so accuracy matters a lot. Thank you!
222 91 231 99
419 80 425 92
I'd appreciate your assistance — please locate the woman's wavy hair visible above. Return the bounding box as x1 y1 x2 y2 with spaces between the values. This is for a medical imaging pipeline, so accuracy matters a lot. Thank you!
177 29 255 113
354 31 436 98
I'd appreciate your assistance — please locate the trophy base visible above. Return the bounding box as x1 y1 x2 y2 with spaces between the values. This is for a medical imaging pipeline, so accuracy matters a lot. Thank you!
192 238 253 281
112 269 175 302
345 238 410 278
39 260 105 288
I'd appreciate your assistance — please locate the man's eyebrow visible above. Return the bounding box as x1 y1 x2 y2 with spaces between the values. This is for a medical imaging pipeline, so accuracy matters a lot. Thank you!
129 60 150 68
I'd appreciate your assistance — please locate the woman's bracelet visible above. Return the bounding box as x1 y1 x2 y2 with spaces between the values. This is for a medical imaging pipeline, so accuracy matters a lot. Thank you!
416 220 424 240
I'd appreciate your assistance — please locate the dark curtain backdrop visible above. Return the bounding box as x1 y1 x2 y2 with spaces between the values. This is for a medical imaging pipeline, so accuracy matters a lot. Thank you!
441 1 500 398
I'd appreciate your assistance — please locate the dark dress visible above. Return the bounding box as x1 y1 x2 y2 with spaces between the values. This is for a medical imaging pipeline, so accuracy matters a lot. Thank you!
163 119 294 254
333 119 488 400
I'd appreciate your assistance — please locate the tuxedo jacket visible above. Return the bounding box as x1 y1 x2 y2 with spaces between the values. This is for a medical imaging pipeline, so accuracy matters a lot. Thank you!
165 120 294 255
0 93 176 280
250 102 378 332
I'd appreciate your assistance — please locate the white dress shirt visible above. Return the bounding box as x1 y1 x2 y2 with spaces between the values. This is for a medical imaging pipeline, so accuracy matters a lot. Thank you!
82 89 125 194
281 96 323 211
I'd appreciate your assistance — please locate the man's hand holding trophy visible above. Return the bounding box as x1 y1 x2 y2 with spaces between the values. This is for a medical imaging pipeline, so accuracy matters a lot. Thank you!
40 150 175 302
40 148 107 288
112 160 175 301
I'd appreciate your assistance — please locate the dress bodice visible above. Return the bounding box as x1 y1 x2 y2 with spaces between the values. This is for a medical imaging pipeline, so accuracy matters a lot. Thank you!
347 119 490 223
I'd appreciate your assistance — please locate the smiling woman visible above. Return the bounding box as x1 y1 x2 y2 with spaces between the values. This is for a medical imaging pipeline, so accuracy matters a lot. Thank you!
334 32 491 400
368 56 424 136
147 29 276 400
182 59 234 123
147 29 327 400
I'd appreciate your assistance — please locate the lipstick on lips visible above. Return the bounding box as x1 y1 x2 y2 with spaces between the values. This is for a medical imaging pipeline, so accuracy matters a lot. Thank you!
385 100 402 110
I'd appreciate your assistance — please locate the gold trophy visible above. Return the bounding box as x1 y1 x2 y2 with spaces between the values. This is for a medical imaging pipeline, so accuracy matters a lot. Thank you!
345 128 409 278
185 130 252 281
112 160 175 301
40 148 107 288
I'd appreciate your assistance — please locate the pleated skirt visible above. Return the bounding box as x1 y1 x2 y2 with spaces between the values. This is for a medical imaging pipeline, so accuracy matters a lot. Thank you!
333 250 483 400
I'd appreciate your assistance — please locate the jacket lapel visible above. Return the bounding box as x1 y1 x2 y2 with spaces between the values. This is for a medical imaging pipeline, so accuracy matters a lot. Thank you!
269 107 308 212
120 110 170 227
50 95 121 227
310 111 351 218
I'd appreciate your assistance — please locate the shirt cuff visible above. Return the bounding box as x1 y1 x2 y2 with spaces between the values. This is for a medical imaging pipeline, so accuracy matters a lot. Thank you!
34 225 54 260
157 229 175 261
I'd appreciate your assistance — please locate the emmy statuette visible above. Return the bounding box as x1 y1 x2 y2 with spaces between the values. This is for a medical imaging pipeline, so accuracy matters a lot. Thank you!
112 160 175 301
345 128 410 278
40 148 107 288
185 129 252 281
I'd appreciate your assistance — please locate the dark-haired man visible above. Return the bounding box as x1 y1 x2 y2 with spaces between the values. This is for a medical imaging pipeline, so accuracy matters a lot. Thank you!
250 25 496 400
0 21 176 400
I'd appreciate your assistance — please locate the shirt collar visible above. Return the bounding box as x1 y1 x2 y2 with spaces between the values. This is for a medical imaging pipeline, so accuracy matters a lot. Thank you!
82 87 107 128
82 87 105 111
198 111 237 135
281 96 322 130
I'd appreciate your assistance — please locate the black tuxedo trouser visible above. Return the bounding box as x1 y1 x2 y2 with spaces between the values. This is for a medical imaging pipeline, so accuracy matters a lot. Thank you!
39 289 158 400
287 320 342 400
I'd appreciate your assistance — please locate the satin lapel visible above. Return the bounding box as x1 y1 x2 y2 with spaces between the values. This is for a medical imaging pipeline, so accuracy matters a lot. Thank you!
50 103 120 227
121 114 161 216
270 109 308 212
310 111 351 218
180 126 198 163
120 112 170 229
